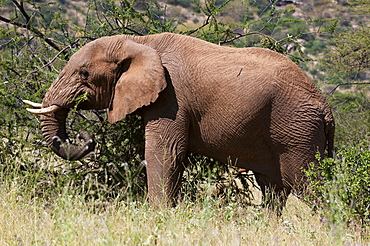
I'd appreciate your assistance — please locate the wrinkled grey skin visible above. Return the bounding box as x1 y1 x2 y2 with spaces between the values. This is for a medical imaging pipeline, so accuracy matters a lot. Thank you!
32 33 335 210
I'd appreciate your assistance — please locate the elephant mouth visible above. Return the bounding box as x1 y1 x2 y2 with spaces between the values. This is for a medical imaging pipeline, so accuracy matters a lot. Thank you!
23 99 96 161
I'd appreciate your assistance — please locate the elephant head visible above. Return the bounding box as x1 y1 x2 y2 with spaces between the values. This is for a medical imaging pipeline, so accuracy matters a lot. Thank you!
25 36 167 160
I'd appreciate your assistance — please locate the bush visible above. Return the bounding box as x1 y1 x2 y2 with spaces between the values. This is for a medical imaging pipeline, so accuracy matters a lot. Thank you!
304 142 370 225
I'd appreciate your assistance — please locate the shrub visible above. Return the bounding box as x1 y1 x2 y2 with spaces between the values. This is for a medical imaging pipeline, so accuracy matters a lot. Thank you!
304 142 370 225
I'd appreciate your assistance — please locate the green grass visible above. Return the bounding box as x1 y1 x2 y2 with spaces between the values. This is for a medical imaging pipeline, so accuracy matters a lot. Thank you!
0 154 368 245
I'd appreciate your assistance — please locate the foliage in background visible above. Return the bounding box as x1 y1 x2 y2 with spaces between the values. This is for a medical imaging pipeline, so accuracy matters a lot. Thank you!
304 0 370 227
323 0 370 83
328 26 370 79
305 0 370 220
328 90 370 148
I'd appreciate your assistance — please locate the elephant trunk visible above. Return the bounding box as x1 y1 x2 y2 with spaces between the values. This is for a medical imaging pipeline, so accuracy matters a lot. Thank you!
40 109 96 161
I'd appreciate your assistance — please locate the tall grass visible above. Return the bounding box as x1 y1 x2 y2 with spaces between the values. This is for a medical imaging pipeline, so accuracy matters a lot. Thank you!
0 153 368 246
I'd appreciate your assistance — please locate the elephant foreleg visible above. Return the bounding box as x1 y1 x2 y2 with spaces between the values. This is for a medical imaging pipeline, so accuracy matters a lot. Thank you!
144 120 188 207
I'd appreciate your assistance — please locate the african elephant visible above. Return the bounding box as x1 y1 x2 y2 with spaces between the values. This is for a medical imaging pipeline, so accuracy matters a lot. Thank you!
24 32 335 209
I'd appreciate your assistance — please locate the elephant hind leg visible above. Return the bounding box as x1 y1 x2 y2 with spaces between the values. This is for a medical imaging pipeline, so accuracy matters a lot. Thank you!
254 173 291 216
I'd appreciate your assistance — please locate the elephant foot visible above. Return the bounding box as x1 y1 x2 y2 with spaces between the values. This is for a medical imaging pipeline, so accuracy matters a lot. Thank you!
254 173 291 216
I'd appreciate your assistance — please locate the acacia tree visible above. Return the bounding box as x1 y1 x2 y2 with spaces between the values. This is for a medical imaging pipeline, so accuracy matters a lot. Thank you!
326 0 370 88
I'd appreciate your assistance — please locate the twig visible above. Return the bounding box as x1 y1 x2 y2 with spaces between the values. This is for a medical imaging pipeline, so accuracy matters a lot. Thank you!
185 15 212 35
328 82 370 94
12 0 30 23
25 45 71 80
221 31 277 45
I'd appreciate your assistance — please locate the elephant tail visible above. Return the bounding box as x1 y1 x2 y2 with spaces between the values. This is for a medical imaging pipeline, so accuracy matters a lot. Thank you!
324 107 335 158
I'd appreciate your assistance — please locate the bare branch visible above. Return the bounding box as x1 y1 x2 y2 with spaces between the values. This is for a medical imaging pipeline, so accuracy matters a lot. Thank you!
328 82 370 95
184 15 212 35
0 3 65 54
12 0 30 23
220 31 277 45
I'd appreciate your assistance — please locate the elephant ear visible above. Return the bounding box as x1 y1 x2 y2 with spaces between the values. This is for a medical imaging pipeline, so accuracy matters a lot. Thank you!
108 39 166 124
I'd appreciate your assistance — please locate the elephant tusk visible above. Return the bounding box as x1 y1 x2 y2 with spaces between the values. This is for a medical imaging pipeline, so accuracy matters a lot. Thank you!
23 100 43 108
26 105 62 115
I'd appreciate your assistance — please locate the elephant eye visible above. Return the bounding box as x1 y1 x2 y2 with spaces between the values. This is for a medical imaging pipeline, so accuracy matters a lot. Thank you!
79 70 89 80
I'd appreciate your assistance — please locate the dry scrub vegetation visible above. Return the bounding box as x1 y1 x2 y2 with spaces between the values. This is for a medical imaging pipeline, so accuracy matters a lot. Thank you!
0 158 368 246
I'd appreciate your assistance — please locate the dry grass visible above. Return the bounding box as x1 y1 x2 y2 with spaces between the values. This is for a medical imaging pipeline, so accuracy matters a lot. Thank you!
0 179 368 246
